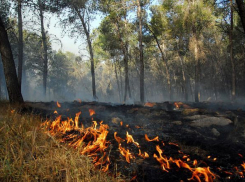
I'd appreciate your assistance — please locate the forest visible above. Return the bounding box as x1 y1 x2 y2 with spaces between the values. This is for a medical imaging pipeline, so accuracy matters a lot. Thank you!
0 0 245 103
1 1 245 181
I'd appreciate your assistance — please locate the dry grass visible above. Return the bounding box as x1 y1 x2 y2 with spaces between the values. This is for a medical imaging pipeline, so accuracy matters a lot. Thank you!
0 103 115 182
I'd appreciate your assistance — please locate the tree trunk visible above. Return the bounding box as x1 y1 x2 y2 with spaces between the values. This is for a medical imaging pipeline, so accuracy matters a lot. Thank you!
0 16 24 103
137 0 144 103
114 60 121 102
74 7 97 100
230 0 236 101
236 0 245 33
193 31 200 102
17 0 23 89
39 0 48 96
147 25 172 100
0 72 1 100
113 18 131 102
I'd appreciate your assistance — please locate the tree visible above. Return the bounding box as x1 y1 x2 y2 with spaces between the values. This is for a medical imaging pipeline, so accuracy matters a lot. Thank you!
0 15 24 103
38 0 49 96
236 0 245 33
17 0 24 89
51 0 98 100
137 0 144 103
148 6 173 100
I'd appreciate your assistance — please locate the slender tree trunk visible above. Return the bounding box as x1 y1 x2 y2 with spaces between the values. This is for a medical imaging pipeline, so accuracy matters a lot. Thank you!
230 0 236 101
0 16 24 103
193 31 200 102
147 25 172 100
74 7 97 100
17 0 23 88
0 73 1 100
137 0 144 103
178 54 188 101
114 18 130 102
236 0 245 33
114 60 121 102
39 0 48 96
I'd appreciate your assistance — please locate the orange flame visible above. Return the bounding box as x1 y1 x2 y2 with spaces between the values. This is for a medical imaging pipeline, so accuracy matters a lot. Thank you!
126 131 140 148
57 101 61 108
118 144 134 163
144 102 156 107
138 149 149 159
89 109 95 116
54 110 58 114
174 102 179 109
189 167 216 182
135 125 141 129
114 132 125 144
130 175 137 181
154 145 216 182
145 134 159 142
193 160 198 166
41 112 110 172
75 111 81 129
169 142 179 147
242 162 245 171
120 121 123 126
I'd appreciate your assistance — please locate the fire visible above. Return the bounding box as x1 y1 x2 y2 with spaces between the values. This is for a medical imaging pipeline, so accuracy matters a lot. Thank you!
138 149 149 159
144 102 156 107
154 145 216 181
114 132 125 143
174 102 179 109
41 111 110 172
193 160 198 166
145 134 159 142
118 144 134 163
242 162 245 171
135 125 141 129
189 167 216 182
169 142 179 147
126 131 140 148
54 110 58 114
57 101 61 107
89 109 95 116
41 107 223 181
75 111 81 129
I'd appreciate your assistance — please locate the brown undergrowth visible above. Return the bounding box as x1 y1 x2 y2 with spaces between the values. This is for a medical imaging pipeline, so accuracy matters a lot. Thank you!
0 103 114 182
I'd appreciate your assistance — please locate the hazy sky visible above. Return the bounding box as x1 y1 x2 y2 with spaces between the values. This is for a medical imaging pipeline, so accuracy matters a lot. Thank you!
48 14 103 56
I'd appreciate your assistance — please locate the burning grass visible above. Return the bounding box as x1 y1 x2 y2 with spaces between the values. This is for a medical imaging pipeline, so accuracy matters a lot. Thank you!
0 103 114 182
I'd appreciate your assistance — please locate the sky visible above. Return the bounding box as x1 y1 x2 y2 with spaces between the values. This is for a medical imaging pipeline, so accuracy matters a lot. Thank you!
47 14 103 56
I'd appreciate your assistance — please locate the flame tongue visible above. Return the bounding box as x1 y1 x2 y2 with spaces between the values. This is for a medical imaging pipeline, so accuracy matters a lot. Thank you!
145 134 159 142
57 101 61 108
126 131 140 148
154 145 216 181
118 144 134 163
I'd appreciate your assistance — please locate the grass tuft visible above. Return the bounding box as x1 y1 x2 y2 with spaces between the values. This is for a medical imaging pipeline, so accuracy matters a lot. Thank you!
0 104 114 182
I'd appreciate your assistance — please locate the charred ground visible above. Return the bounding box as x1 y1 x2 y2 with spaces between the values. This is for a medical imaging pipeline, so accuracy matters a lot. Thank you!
21 101 245 182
